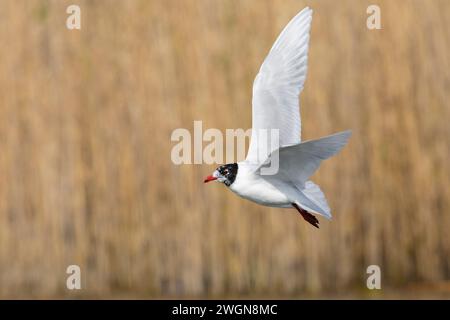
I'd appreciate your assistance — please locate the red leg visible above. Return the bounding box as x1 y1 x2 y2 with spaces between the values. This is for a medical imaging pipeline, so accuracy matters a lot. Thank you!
292 203 319 228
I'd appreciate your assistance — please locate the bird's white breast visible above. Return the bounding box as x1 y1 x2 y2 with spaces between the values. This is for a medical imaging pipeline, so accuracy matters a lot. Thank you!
229 163 291 208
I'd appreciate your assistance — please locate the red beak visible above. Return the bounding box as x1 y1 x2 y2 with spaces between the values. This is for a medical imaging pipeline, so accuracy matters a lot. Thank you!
204 175 217 183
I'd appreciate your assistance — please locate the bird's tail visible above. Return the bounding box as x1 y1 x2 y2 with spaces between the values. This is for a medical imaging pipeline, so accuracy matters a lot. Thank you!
296 181 332 219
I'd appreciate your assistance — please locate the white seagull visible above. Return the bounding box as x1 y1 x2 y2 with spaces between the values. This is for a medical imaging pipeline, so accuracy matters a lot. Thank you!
204 7 351 228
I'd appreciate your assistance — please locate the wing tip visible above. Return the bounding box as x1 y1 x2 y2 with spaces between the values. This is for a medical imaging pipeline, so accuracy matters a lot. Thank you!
303 6 313 16
342 130 353 142
299 6 313 18
291 7 313 24
332 129 353 141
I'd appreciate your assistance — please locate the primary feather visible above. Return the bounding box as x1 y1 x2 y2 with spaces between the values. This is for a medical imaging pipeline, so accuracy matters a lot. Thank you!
246 7 313 164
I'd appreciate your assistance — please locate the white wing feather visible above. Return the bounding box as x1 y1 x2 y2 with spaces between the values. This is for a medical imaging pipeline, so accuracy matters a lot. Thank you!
246 7 313 164
260 130 352 185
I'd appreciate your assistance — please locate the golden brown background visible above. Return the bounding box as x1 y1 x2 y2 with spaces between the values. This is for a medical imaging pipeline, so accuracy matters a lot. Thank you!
0 0 449 298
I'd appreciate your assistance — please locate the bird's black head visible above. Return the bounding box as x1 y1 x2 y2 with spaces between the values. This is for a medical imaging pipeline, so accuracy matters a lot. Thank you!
204 163 238 187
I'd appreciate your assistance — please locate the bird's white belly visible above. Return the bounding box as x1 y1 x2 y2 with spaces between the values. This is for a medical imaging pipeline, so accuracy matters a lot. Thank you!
229 174 291 208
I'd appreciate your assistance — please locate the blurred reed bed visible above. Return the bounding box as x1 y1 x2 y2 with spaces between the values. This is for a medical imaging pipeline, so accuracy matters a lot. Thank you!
0 0 449 298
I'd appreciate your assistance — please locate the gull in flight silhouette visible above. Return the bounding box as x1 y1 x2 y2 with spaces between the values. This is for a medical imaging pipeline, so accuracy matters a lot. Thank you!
204 7 351 228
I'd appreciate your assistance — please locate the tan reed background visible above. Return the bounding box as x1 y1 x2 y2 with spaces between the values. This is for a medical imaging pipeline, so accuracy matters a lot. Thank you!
0 0 449 298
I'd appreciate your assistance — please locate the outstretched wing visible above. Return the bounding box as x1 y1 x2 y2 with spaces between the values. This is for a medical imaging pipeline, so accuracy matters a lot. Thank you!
258 131 352 186
246 7 313 164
